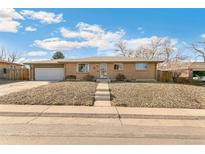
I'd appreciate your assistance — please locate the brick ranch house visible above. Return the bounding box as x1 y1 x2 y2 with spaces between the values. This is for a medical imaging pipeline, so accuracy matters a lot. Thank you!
24 56 163 81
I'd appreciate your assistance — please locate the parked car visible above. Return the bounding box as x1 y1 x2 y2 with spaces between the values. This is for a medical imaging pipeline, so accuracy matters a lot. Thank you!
193 75 205 82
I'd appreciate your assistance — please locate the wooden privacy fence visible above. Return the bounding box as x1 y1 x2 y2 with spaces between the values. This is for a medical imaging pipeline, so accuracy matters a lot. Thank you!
157 70 191 83
157 70 173 82
5 68 29 80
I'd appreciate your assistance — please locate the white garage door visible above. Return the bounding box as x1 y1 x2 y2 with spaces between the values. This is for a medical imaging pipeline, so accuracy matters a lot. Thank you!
35 68 64 81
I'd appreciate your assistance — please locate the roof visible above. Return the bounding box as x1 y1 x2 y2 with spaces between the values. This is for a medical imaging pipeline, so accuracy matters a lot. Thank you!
158 61 192 71
158 61 205 71
189 62 205 70
24 59 64 65
0 60 22 66
24 56 163 64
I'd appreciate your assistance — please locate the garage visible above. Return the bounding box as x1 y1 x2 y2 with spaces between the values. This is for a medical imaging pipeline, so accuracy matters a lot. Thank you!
189 62 205 84
35 68 64 81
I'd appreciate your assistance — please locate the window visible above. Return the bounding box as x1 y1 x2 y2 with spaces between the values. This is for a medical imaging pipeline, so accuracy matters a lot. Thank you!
135 63 148 70
3 68 7 74
114 63 123 71
77 64 89 73
10 65 16 70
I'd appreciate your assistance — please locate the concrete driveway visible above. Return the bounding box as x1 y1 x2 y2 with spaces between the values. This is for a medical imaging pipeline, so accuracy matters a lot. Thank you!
0 81 51 96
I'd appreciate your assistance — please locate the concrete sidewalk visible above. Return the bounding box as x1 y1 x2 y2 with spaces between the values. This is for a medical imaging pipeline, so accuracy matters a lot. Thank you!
1 104 205 120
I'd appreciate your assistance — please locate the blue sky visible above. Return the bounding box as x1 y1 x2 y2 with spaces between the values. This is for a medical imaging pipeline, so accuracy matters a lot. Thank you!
0 8 205 62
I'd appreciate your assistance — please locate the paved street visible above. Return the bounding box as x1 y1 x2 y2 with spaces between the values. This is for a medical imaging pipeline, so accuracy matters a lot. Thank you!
1 116 205 144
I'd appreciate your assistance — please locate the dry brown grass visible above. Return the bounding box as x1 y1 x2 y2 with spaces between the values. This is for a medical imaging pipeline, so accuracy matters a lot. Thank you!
0 81 96 106
110 82 205 109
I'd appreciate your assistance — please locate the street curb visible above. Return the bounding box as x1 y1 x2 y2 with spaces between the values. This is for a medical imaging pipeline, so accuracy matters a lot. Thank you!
119 114 205 120
0 111 205 120
0 112 119 118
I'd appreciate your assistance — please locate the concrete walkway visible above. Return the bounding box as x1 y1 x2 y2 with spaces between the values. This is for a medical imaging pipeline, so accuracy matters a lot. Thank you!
94 82 111 107
0 81 50 96
1 104 205 120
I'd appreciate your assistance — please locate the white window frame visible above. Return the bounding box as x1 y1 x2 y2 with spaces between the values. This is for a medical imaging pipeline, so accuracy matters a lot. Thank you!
77 63 89 73
135 63 148 70
114 63 123 71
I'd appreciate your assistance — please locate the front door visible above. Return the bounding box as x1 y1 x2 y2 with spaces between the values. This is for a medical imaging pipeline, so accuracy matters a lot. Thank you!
100 63 108 78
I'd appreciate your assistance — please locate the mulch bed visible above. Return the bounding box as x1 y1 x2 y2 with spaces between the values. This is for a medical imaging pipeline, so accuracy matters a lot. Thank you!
0 81 96 106
110 82 205 109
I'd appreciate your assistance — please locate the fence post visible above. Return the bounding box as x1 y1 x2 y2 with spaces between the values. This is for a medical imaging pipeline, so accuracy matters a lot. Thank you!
5 68 29 81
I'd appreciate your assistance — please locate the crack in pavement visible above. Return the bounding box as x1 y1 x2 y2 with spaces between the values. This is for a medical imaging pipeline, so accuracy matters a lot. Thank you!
26 106 51 124
115 107 123 126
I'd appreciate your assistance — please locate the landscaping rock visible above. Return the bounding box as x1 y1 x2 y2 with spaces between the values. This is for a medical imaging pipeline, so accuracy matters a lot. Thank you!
110 83 205 109
0 81 96 106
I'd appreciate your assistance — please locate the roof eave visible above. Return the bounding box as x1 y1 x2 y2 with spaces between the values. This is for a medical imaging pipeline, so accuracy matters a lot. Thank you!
58 60 164 63
23 62 60 65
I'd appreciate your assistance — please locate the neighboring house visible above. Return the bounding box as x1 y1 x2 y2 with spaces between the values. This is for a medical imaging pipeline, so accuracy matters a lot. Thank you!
24 56 163 81
0 60 22 79
189 62 205 82
158 61 205 83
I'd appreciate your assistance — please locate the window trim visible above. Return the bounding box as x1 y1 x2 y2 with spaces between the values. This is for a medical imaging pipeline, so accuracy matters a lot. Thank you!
77 63 89 73
114 63 124 71
135 63 148 70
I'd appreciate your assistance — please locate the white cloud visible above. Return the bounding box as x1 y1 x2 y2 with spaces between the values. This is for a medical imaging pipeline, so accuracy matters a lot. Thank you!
16 57 27 64
60 27 95 39
201 33 205 39
20 10 63 24
17 57 50 64
76 22 103 33
27 51 48 56
137 27 143 31
34 22 177 57
34 37 87 51
0 8 24 20
29 58 49 61
25 26 37 32
35 22 125 51
0 8 24 32
0 20 21 32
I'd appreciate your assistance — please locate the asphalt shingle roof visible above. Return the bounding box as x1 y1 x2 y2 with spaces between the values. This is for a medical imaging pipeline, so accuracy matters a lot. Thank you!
24 56 163 64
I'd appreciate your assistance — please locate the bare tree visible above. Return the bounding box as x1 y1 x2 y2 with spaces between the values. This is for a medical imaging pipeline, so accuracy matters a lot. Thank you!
0 46 20 62
158 47 189 69
115 40 132 57
130 37 167 60
192 42 205 62
145 37 164 60
8 51 19 63
163 39 176 62
115 37 176 61
115 37 190 80
0 46 7 60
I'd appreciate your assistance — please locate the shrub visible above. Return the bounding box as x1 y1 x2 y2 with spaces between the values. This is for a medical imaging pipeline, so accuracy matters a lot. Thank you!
83 74 94 81
125 79 132 82
116 73 126 81
66 75 76 80
177 77 190 84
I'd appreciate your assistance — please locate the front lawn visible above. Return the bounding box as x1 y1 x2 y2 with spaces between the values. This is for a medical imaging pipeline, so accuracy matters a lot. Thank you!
0 81 96 106
110 83 205 109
